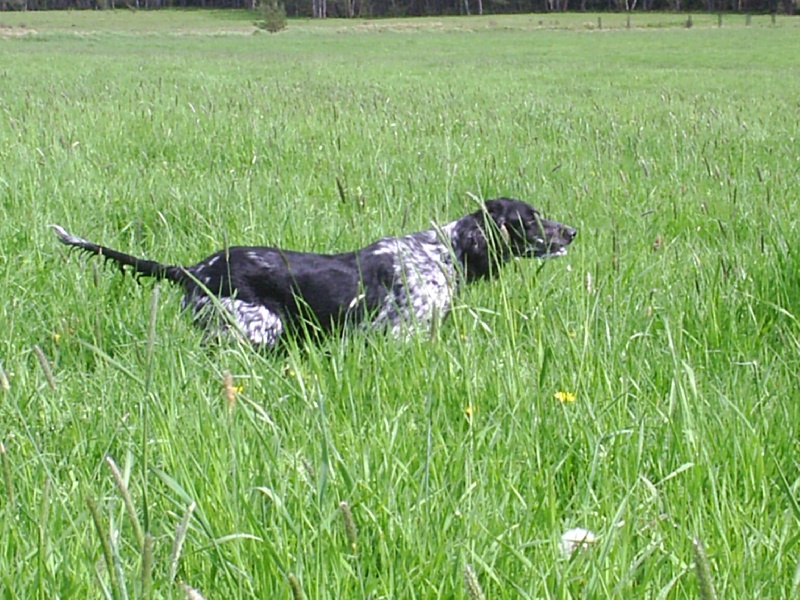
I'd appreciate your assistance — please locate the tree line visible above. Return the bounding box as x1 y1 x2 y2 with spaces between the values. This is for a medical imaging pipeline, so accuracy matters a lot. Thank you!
0 0 794 19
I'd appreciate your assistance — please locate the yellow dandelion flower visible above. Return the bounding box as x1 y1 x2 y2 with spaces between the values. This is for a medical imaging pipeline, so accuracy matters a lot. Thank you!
52 333 61 344
554 391 576 403
464 405 474 418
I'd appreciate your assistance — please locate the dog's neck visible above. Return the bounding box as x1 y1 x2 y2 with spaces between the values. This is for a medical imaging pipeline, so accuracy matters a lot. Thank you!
440 213 503 281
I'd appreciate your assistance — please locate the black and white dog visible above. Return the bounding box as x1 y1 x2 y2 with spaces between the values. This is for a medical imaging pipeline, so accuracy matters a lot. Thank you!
53 197 576 348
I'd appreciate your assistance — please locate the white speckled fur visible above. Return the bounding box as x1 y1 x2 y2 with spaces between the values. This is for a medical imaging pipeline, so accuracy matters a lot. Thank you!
368 223 460 336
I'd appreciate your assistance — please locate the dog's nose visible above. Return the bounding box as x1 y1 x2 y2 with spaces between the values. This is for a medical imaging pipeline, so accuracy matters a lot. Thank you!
563 226 577 242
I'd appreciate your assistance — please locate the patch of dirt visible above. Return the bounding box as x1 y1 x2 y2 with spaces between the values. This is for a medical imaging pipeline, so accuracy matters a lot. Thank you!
349 20 453 33
0 24 37 37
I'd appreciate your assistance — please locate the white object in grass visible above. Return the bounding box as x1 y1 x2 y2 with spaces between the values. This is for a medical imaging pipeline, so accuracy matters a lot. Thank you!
560 527 597 557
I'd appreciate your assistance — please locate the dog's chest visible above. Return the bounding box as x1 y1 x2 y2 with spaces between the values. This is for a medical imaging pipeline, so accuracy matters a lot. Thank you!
370 234 458 333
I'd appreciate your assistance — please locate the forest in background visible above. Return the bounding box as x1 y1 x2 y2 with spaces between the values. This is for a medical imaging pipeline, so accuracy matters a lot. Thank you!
1 0 795 18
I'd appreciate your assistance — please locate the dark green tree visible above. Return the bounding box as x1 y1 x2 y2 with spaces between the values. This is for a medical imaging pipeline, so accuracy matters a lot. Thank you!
256 0 287 31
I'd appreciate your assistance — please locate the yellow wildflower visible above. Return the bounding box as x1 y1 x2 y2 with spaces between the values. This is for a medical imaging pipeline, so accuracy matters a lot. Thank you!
554 391 576 403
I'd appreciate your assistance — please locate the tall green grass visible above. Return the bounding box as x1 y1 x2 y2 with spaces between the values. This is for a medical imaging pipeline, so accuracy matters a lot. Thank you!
1 12 799 598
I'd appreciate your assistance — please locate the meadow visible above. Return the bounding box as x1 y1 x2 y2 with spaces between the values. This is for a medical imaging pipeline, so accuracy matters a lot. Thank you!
1 9 799 598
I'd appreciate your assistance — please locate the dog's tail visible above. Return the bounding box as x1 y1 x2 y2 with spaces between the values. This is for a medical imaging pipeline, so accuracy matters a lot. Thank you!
52 225 186 284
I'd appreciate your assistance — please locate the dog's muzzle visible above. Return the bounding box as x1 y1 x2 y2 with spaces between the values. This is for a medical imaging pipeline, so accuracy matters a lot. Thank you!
529 225 577 258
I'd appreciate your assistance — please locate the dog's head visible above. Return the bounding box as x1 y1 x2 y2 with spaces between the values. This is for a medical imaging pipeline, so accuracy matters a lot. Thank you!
485 197 577 259
457 197 577 279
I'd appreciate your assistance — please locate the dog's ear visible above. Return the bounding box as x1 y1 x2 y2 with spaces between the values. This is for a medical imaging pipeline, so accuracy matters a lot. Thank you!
484 201 504 223
456 213 491 279
481 202 513 251
483 201 511 241
467 224 488 257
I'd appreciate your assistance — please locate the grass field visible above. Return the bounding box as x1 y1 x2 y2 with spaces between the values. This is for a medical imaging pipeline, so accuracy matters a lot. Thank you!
1 9 800 599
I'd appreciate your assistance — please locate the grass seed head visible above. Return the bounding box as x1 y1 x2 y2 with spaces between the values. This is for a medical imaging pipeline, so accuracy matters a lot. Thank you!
301 456 316 487
221 371 241 411
33 344 56 391
169 501 196 583
339 501 358 553
142 533 154 600
0 364 9 391
105 455 144 550
288 572 304 600
463 563 486 600
693 537 718 600
1 442 14 506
